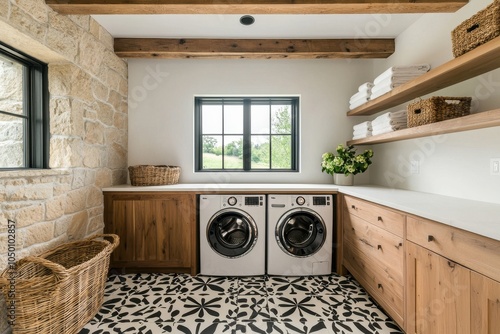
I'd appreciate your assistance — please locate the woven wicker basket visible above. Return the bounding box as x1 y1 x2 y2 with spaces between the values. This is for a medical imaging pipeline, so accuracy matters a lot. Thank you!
407 96 472 128
451 0 500 57
0 234 119 334
128 165 180 186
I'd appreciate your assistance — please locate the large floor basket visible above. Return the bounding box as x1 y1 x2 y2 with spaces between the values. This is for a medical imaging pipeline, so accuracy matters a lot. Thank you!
0 234 119 334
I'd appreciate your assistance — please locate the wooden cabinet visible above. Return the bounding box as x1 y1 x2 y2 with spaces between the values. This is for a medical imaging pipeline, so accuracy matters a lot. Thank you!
342 195 406 328
406 215 500 334
406 241 471 334
103 192 197 275
342 196 500 334
471 272 500 334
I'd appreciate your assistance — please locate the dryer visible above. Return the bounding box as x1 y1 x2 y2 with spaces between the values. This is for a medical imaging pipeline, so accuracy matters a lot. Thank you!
267 194 333 276
199 194 266 276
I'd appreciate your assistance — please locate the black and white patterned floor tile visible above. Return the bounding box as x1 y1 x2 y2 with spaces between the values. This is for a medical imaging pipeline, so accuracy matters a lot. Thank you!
80 274 404 334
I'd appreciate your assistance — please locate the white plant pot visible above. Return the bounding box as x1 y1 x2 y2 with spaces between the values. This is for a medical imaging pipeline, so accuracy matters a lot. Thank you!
333 173 354 186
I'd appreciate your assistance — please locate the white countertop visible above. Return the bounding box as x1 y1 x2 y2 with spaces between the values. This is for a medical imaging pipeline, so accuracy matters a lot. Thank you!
103 184 500 242
103 183 340 193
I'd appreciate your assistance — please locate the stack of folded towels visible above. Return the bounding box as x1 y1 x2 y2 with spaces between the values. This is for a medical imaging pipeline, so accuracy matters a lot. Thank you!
349 82 374 110
371 110 407 136
352 121 372 140
371 64 431 100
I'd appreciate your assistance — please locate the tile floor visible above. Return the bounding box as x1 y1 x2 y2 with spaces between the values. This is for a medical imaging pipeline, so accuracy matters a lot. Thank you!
80 273 404 334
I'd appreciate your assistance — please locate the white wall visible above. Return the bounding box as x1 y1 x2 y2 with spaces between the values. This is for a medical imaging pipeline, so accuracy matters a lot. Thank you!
127 0 500 203
128 59 373 184
368 0 500 204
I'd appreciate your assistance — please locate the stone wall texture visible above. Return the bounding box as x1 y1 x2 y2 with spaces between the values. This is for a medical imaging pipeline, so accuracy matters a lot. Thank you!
0 1 128 332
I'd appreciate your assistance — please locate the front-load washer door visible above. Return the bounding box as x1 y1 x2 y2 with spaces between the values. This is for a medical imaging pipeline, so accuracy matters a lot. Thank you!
276 208 326 258
207 208 258 258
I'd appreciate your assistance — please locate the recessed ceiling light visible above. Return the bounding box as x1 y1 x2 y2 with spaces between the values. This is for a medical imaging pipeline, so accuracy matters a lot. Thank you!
240 15 255 26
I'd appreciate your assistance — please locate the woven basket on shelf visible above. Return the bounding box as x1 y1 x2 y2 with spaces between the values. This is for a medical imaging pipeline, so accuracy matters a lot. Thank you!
407 96 472 128
128 165 180 186
0 234 119 334
451 0 500 57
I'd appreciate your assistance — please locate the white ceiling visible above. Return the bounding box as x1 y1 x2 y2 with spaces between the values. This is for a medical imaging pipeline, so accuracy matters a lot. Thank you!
92 14 424 39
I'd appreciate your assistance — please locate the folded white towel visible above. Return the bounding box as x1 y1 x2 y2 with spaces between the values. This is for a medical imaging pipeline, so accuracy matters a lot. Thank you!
353 132 372 140
353 127 372 135
349 91 371 104
374 75 422 88
350 98 370 110
374 64 430 85
353 121 372 132
372 124 407 136
372 120 407 131
358 82 374 92
372 110 407 125
370 86 392 99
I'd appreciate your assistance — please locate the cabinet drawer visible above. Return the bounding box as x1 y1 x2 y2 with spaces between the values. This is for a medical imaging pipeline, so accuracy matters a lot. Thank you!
344 196 405 237
343 211 404 284
407 216 500 282
344 240 404 327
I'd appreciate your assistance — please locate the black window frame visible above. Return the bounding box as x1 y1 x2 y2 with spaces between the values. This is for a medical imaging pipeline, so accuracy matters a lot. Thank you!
195 96 299 172
0 41 49 170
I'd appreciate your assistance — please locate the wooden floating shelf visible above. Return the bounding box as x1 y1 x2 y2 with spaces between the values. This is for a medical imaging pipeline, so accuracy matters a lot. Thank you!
347 37 500 116
347 109 500 146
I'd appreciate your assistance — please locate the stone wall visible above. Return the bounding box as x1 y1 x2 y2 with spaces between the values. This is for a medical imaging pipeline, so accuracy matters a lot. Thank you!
0 1 128 332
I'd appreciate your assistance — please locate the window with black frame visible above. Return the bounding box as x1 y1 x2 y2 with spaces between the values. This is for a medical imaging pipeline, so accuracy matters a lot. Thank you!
0 42 49 169
195 97 299 172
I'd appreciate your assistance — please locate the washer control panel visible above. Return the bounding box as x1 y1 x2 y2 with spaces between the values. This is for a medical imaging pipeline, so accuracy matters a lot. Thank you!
222 195 264 207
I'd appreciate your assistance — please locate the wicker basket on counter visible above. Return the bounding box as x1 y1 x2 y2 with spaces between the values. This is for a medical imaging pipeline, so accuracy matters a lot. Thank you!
451 0 500 57
128 165 180 186
407 96 472 128
0 234 119 334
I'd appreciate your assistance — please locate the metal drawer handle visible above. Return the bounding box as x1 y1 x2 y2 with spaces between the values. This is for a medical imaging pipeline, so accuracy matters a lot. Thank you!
377 216 383 221
378 283 383 289
377 245 382 250
351 205 356 209
428 235 435 242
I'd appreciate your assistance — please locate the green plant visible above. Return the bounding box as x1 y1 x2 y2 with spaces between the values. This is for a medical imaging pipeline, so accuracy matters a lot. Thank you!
321 144 374 176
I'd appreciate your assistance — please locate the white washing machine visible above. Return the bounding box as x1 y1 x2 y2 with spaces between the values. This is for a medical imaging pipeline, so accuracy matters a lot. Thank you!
267 194 333 276
199 194 266 276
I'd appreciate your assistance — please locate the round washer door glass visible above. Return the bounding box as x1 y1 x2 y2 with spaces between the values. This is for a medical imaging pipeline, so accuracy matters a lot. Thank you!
207 208 258 258
276 208 326 258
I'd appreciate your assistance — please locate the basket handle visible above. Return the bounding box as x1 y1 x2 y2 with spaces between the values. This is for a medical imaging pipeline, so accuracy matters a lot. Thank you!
17 256 69 281
85 233 120 251
466 23 479 33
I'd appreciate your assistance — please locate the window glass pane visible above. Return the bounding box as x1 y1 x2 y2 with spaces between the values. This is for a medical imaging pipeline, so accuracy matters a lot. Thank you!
271 105 292 134
224 104 243 134
251 105 270 134
271 135 291 169
251 135 270 169
202 135 222 169
0 114 25 168
224 135 243 169
0 54 24 115
195 97 297 172
202 104 222 134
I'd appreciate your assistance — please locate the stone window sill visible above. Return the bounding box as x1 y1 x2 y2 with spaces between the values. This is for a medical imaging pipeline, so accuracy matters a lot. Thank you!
0 168 71 179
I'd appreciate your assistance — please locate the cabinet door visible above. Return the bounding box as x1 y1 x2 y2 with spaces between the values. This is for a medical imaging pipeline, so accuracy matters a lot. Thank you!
471 272 500 334
105 193 196 274
406 241 471 334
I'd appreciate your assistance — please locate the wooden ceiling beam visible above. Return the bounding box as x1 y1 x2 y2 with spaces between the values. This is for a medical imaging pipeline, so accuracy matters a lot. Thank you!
114 38 395 59
45 0 468 15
